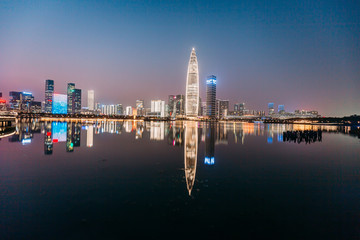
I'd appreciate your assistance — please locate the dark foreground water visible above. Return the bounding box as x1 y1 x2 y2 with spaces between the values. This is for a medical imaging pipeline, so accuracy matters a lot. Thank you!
0 120 359 239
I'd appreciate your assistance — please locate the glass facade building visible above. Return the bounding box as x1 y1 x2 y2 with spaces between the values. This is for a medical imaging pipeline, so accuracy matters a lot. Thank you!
206 75 217 118
67 83 75 114
45 79 54 113
185 48 199 117
52 94 67 114
88 90 95 111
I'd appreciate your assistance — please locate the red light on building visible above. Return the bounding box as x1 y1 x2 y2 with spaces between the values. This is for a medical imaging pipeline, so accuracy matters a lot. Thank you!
46 132 51 136
0 99 6 104
52 139 58 143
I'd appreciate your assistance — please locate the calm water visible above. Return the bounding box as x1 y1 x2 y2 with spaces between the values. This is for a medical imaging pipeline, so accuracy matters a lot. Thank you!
1 120 359 239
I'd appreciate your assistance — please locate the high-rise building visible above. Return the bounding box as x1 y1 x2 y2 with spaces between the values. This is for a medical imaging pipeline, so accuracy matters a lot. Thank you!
0 92 2 98
101 104 116 115
45 80 54 113
168 95 185 117
88 90 95 111
73 89 81 113
185 48 199 117
136 100 144 116
278 105 285 114
67 83 75 114
9 91 34 111
125 106 133 116
268 103 275 115
151 100 166 117
206 75 217 118
116 104 123 115
216 99 229 118
52 94 67 114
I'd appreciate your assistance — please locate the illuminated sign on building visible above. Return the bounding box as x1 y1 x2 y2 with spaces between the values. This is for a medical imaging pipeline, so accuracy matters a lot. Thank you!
52 94 67 114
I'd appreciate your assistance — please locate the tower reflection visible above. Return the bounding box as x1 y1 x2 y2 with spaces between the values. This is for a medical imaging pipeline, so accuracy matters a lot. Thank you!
204 122 215 165
184 121 198 196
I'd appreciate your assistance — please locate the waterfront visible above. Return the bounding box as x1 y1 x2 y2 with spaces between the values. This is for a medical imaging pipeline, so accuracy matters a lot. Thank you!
1 120 360 239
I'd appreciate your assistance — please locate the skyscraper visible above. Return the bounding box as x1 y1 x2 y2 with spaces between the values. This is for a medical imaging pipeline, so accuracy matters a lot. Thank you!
268 103 275 115
88 90 95 111
45 79 54 113
73 89 81 113
278 105 285 114
136 100 144 116
206 75 217 118
67 83 75 114
185 48 199 117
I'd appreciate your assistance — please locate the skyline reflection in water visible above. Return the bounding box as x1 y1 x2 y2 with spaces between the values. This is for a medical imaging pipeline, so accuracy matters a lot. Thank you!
1 120 360 239
2 120 357 196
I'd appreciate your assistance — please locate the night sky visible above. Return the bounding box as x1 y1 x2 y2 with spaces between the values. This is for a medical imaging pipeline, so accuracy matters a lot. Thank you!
0 0 359 116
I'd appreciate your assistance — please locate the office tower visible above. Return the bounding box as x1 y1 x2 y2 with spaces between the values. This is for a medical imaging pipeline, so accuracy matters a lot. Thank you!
184 121 198 196
9 91 34 111
52 94 67 114
95 102 100 110
185 48 199 117
45 79 54 113
216 99 229 118
87 125 94 147
116 104 123 115
206 75 217 118
168 95 185 117
67 83 75 114
151 100 166 117
168 95 175 116
73 89 81 113
136 100 144 116
88 90 95 111
278 105 285 114
29 101 42 113
268 103 275 115
125 106 133 116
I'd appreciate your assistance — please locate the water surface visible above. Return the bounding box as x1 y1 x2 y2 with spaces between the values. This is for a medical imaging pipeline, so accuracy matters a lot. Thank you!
0 121 359 239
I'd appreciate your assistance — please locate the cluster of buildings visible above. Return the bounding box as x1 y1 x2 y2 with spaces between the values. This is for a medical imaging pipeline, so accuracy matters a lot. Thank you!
0 48 320 119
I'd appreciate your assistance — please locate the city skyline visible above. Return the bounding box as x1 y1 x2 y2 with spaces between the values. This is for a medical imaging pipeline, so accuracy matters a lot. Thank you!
0 1 359 116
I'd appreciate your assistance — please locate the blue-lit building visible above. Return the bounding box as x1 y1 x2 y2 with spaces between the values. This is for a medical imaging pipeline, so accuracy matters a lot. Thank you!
268 102 275 115
206 75 217 118
278 104 285 114
52 94 67 114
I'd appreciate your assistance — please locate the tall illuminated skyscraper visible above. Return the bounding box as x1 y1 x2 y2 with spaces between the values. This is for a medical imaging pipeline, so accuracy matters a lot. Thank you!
185 48 199 117
45 79 54 113
67 83 75 114
206 75 217 118
88 90 95 111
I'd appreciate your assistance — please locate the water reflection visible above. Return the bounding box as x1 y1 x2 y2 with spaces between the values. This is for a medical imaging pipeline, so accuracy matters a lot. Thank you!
184 122 198 196
3 120 358 195
5 120 357 150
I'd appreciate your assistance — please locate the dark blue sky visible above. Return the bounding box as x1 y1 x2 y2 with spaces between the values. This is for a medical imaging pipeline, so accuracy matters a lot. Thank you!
0 0 359 116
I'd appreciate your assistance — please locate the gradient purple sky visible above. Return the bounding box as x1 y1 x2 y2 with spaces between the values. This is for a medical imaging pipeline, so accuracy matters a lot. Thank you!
0 0 359 116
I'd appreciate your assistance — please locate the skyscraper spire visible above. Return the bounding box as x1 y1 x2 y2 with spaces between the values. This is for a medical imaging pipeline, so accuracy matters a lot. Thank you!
185 48 199 117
